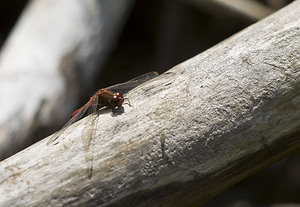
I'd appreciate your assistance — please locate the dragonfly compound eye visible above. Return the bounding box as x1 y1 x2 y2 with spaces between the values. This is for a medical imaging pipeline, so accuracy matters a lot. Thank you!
112 92 124 108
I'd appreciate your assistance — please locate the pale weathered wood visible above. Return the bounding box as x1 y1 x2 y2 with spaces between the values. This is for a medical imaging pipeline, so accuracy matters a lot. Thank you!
0 0 134 160
185 0 274 21
0 1 299 207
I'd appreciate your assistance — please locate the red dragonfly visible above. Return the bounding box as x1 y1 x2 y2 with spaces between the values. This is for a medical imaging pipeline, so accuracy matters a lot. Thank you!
47 71 158 178
47 71 158 145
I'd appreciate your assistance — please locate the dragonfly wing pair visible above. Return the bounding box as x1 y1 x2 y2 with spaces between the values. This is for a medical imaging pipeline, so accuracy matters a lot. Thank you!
106 71 158 94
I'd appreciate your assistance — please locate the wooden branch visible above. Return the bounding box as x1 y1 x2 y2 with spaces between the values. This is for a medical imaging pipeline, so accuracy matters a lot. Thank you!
185 0 274 21
1 1 300 207
0 0 134 160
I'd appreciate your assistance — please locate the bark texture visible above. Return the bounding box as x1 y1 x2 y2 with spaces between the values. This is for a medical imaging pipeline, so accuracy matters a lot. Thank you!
0 1 299 207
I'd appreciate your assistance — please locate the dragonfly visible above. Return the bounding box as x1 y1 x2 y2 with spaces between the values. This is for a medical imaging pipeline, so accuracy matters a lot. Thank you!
47 71 158 177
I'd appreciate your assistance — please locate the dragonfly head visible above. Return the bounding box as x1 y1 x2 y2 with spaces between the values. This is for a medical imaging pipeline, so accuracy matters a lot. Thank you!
111 92 124 109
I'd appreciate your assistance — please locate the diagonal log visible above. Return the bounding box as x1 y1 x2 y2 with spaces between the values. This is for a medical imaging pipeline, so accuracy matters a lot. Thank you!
0 1 300 207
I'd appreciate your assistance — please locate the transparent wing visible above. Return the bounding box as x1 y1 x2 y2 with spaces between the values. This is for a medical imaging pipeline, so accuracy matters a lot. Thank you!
46 103 91 145
80 95 99 179
106 71 158 94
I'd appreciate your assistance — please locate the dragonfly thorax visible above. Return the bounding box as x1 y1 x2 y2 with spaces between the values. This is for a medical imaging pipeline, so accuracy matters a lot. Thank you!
97 89 125 110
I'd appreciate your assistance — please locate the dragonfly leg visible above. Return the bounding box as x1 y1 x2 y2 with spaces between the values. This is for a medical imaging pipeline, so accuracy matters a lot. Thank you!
123 98 131 106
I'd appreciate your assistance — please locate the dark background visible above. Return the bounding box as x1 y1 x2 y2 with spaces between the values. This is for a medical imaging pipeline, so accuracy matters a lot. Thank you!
0 0 298 207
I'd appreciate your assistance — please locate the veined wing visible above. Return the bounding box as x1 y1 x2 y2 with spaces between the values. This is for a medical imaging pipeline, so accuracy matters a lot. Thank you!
46 102 92 145
80 95 99 179
106 71 158 94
